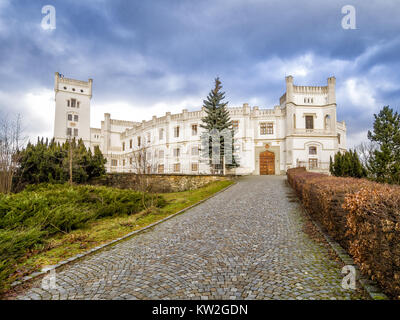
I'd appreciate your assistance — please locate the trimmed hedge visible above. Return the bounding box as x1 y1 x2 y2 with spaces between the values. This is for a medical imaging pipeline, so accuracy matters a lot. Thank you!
287 167 400 298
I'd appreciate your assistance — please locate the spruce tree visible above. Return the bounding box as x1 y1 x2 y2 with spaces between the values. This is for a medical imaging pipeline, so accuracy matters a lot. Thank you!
367 106 400 183
200 77 239 174
330 150 367 178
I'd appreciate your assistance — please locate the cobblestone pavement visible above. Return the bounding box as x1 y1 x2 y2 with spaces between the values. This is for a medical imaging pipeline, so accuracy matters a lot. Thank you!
16 176 365 300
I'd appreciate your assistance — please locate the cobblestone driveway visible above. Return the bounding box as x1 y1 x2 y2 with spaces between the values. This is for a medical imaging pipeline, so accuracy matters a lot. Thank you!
16 176 364 300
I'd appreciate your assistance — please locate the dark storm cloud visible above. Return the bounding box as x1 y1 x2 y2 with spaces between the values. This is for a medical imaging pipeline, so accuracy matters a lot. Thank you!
0 0 399 146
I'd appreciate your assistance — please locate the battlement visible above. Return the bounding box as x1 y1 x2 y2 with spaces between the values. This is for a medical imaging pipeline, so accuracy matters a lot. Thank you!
54 72 93 96
293 85 328 94
284 75 336 105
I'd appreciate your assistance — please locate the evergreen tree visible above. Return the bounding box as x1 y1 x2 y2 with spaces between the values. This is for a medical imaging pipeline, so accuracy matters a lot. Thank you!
88 145 107 178
330 150 367 178
13 137 106 190
367 106 400 184
200 78 239 174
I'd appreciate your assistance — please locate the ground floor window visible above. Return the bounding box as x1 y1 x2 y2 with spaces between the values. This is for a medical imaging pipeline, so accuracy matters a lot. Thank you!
111 159 118 167
158 164 164 174
191 162 198 172
309 158 318 169
173 163 180 172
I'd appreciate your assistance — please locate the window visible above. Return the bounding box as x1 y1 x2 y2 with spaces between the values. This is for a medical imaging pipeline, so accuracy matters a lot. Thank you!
159 150 164 158
66 128 72 136
122 142 125 151
192 124 198 136
267 123 274 134
80 89 84 93
72 88 75 92
158 164 164 174
191 146 199 156
67 114 72 121
309 146 317 155
74 128 78 137
123 159 126 166
74 115 78 122
137 136 141 147
159 128 164 140
71 99 76 108
147 166 151 174
174 126 180 138
129 139 132 149
309 158 318 169
130 157 133 165
173 163 180 172
232 120 239 131
325 115 331 130
111 159 118 167
173 148 180 157
147 132 151 143
305 116 314 129
260 123 267 135
304 97 314 104
338 134 341 144
191 163 199 172
67 100 70 107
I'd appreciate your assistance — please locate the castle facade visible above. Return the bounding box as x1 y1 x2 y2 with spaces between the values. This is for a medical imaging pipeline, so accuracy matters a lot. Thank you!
53 72 346 175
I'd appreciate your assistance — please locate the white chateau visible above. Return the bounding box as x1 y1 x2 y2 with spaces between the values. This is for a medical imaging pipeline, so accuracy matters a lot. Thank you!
53 72 346 175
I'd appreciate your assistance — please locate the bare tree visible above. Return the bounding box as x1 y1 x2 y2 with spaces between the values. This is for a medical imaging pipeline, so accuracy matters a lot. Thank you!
131 139 157 209
354 141 377 169
0 114 26 193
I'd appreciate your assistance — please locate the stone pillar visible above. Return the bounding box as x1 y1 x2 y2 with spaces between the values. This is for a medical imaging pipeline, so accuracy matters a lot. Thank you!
285 75 294 103
327 76 336 104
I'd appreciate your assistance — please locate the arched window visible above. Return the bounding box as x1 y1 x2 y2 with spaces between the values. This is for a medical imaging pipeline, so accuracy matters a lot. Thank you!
325 115 331 130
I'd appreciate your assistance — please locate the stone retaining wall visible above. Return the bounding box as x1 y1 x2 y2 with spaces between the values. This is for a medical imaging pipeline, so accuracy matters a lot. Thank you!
89 173 233 193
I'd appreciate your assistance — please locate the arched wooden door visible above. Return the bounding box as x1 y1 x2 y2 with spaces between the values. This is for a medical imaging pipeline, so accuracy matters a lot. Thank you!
260 150 275 175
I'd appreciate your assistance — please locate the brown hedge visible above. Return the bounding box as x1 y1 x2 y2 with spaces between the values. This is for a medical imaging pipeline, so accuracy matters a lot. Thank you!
287 168 400 298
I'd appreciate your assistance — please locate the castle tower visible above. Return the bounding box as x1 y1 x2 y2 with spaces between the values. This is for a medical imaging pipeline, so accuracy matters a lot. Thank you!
53 72 92 148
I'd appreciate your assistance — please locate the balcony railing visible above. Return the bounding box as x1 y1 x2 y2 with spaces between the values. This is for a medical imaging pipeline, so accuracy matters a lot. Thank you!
293 129 332 135
296 161 330 171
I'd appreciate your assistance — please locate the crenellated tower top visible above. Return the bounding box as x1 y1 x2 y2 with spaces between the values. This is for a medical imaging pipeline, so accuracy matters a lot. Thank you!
54 72 93 98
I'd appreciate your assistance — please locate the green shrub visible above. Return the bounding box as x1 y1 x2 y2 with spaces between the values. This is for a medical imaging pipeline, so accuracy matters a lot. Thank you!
0 183 166 292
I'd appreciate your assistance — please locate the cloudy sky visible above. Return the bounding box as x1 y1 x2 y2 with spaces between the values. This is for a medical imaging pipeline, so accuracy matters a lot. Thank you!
0 0 399 147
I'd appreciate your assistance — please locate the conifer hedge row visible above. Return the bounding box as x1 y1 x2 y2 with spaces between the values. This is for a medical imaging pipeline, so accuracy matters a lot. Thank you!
0 183 166 292
287 167 400 298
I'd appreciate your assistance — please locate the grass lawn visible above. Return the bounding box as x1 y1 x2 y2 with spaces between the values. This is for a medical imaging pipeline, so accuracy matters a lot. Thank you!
6 179 234 291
